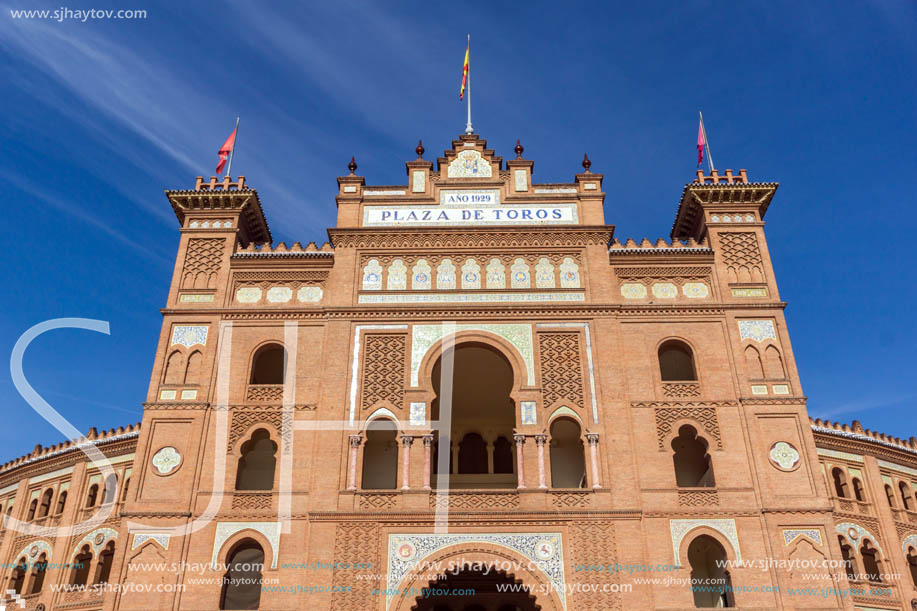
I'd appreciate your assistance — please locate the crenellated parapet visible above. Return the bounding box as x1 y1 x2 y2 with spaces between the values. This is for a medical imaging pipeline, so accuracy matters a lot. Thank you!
0 423 140 476
812 417 917 456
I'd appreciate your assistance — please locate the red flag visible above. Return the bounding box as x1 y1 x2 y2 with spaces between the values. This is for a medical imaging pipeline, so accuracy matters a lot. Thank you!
216 127 237 174
460 42 469 100
697 119 705 167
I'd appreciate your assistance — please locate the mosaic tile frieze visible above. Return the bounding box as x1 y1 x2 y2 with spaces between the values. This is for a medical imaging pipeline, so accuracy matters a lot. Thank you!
835 522 882 554
132 533 171 550
170 325 208 348
16 540 52 562
738 319 777 342
72 527 119 557
783 529 822 547
211 521 281 569
387 532 565 610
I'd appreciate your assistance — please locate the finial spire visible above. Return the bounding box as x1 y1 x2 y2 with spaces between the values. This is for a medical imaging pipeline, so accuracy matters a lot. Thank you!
582 153 592 173
416 140 425 159
514 139 524 158
348 157 357 175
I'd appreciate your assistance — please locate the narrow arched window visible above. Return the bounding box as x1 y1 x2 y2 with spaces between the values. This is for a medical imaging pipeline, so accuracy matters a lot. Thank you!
249 344 285 384
458 433 488 474
658 340 697 381
831 467 849 498
38 488 53 518
86 484 99 507
361 420 398 489
235 429 277 491
672 425 715 487
688 535 734 607
493 436 514 474
549 418 586 489
70 545 93 586
184 350 203 385
94 541 115 584
122 478 131 502
885 484 897 507
220 539 264 610
899 482 914 511
56 490 68 514
10 557 27 594
838 536 857 580
907 546 917 588
852 478 865 502
30 553 48 594
860 541 882 582
27 498 38 521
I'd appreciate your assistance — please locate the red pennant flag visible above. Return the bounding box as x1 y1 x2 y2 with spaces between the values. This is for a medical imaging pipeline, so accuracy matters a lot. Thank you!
216 127 237 174
697 119 705 167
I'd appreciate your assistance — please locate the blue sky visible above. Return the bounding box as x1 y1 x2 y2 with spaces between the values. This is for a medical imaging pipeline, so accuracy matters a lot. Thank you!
1 1 915 462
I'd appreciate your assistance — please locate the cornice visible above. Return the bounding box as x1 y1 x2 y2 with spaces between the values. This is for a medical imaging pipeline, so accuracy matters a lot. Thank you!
631 400 739 408
328 226 615 249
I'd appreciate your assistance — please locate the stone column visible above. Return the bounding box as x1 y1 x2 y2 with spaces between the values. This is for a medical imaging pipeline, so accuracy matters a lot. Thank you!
400 436 413 490
451 438 460 475
535 434 548 489
486 437 494 474
513 434 526 489
586 433 601 489
347 435 362 491
422 435 434 490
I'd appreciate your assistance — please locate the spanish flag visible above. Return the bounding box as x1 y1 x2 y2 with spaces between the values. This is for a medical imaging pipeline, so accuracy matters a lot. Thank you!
460 40 469 100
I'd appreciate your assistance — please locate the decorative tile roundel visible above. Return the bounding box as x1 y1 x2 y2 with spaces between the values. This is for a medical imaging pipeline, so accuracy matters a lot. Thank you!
151 446 182 475
768 441 800 471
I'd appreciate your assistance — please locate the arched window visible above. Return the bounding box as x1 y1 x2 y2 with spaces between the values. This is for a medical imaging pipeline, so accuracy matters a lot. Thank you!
220 539 264 610
492 436 514 474
549 418 586 489
885 484 897 507
86 484 99 507
687 535 734 608
94 541 115 584
831 467 849 498
249 344 285 384
27 498 38 521
860 540 882 582
29 553 48 594
70 545 93 586
658 340 697 381
361 420 399 489
184 350 203 385
10 557 27 595
38 488 53 518
235 429 277 491
744 345 764 379
764 345 785 379
899 482 914 511
56 490 68 514
907 546 917 588
838 536 857 580
163 350 184 385
852 478 865 502
458 433 488 474
672 425 715 487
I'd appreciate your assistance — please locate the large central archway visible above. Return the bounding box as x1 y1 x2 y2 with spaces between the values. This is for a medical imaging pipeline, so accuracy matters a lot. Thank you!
431 342 517 489
411 567 540 611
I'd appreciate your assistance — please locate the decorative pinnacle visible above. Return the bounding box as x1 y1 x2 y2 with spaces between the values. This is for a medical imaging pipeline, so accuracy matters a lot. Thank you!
582 153 592 173
348 157 357 175
416 140 424 159
514 139 524 158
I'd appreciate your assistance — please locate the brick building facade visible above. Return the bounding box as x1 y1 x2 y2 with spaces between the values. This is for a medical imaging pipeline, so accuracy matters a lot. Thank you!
1 134 915 610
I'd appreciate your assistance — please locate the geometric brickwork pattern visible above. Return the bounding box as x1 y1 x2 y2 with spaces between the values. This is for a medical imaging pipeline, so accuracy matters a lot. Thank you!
539 333 584 409
570 521 620 610
330 521 380 611
719 232 764 284
678 490 720 506
655 407 722 450
228 409 283 451
181 238 224 289
361 335 406 409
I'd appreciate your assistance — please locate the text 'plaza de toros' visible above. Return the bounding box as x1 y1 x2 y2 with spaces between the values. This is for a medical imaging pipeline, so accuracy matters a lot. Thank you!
2 134 917 610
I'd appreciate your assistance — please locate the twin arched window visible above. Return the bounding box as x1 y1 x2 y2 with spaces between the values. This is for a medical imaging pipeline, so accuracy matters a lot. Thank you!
658 340 697 382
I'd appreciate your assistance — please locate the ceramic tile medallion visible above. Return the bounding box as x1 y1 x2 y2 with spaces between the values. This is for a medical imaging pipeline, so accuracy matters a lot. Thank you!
521 401 537 425
651 282 678 299
297 286 323 302
620 282 647 299
447 149 492 178
682 282 709 298
236 287 262 303
151 446 182 475
768 441 800 471
266 286 292 303
386 533 565 609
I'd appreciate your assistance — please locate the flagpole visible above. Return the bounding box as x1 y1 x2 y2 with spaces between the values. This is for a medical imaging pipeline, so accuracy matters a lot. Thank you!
225 116 240 178
699 110 714 172
464 34 473 135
